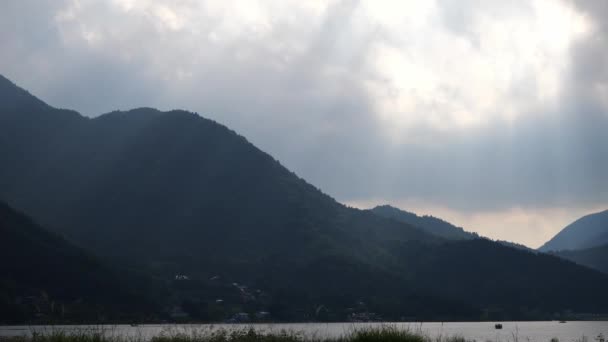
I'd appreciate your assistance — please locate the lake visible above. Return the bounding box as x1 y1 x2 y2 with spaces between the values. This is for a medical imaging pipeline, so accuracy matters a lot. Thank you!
1 322 607 342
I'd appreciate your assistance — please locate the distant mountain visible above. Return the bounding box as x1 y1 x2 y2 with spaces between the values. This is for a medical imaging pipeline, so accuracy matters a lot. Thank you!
539 210 608 252
552 244 608 274
371 205 535 253
371 205 478 240
2 74 608 321
0 200 153 323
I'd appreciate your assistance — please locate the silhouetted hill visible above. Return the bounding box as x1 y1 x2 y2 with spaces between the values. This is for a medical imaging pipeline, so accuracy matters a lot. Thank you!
2 74 608 321
387 238 608 316
539 210 608 252
371 205 535 253
371 205 477 240
0 200 154 323
552 243 608 274
0 106 435 274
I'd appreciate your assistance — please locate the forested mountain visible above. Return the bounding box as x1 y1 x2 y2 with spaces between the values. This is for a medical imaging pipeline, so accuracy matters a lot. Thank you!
552 244 608 274
0 73 435 278
2 74 608 321
371 205 477 240
385 238 608 317
0 200 153 323
371 205 535 252
539 210 608 252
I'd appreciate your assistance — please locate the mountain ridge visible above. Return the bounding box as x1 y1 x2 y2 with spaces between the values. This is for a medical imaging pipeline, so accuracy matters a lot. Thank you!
371 205 478 240
552 243 608 274
539 209 608 252
370 205 535 252
2 74 608 321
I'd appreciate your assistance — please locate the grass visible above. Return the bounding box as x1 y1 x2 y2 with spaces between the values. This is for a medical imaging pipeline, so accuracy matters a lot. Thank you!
2 331 109 342
339 326 466 342
0 325 533 342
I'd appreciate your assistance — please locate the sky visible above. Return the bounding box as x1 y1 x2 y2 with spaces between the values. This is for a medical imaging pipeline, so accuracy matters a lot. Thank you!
1 0 607 248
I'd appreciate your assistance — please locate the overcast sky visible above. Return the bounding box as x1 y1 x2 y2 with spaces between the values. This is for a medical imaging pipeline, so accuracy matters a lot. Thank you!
2 0 607 247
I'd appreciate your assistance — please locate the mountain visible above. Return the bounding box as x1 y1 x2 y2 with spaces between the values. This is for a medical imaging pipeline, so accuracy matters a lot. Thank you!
0 74 453 320
371 205 478 240
371 205 534 253
386 238 608 317
2 74 608 321
539 210 608 252
552 243 608 274
0 200 153 323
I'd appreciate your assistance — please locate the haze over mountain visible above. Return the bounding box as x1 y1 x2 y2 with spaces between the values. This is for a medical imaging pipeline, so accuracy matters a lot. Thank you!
3 75 608 321
539 209 608 252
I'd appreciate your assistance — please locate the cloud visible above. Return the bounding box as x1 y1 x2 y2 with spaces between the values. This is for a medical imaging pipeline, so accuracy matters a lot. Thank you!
1 0 607 246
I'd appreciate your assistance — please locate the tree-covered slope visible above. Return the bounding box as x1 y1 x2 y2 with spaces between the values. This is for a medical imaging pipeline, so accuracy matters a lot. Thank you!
553 243 608 274
2 74 608 320
0 75 435 275
386 239 608 316
371 205 535 252
539 209 608 252
0 201 153 323
371 205 478 240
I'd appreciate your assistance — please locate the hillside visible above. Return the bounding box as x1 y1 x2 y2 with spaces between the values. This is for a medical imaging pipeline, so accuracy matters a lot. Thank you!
553 244 608 274
539 210 608 252
2 74 608 321
371 205 534 252
387 238 608 316
0 201 153 323
371 205 477 240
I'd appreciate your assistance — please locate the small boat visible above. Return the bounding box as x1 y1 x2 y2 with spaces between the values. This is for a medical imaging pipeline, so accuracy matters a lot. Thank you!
130 323 139 327
495 323 503 329
559 320 567 323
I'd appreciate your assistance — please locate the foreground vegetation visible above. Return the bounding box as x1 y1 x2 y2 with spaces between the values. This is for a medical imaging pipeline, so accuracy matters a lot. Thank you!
6 325 596 342
0 326 471 342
